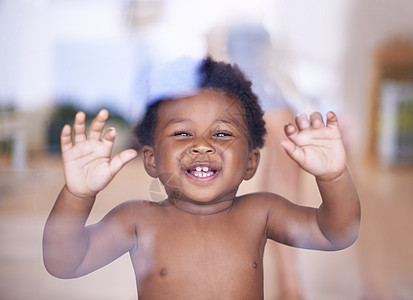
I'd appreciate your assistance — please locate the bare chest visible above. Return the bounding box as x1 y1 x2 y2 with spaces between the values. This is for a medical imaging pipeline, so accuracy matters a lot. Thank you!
130 211 266 299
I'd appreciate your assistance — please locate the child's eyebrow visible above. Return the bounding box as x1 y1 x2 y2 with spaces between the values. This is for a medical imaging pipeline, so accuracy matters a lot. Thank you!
214 118 232 124
213 118 240 127
161 117 243 132
162 118 192 130
215 118 246 131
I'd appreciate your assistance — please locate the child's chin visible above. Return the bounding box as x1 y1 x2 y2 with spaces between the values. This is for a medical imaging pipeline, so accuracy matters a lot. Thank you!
181 194 218 204
165 189 215 204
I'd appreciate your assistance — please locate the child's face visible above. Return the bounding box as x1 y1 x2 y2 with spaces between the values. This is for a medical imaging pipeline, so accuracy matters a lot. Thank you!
144 89 259 204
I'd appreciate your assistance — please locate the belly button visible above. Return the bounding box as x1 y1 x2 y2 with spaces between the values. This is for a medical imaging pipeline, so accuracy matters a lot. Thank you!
252 262 258 268
160 268 168 276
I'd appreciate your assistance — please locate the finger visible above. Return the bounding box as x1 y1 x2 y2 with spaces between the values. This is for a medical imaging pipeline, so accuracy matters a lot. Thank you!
283 123 300 143
326 111 339 128
280 138 304 165
88 109 109 140
295 113 310 130
73 111 87 143
60 124 73 153
284 123 297 136
310 112 324 129
102 127 117 152
109 149 138 176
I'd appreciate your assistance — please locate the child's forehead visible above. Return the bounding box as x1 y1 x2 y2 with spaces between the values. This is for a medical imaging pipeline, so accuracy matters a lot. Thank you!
155 89 248 133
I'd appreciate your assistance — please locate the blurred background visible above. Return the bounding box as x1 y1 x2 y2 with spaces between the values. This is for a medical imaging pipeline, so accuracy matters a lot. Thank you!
1 0 412 299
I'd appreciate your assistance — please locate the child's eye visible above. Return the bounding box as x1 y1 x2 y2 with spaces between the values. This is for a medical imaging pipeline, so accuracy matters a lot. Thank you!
172 131 192 137
214 131 233 138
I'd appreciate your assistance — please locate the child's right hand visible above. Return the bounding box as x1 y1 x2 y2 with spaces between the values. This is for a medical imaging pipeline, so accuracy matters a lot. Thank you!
60 109 138 199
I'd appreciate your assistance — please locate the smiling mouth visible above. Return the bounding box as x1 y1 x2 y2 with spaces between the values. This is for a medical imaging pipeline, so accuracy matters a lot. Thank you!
186 166 218 179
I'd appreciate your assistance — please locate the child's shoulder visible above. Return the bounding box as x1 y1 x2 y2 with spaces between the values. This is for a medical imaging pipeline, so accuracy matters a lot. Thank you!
236 191 286 211
106 199 165 221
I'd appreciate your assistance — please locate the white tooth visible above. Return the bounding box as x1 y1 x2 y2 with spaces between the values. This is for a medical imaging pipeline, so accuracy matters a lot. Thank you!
196 166 202 172
203 173 207 177
202 167 209 172
195 173 199 177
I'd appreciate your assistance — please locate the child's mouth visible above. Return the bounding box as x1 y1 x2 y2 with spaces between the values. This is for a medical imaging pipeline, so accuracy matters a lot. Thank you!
184 163 219 181
187 166 217 178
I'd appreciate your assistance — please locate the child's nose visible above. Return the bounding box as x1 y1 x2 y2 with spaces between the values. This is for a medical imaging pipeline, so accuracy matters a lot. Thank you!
189 138 215 155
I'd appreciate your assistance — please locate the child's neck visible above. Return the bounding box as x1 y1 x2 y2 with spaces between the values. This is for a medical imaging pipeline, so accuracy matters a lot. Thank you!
165 197 234 216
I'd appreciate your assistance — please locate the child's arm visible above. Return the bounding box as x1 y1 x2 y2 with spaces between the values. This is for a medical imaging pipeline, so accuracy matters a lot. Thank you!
267 111 360 250
42 109 138 278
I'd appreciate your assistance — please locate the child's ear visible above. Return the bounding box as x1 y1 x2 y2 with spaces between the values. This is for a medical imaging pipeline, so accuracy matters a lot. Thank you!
244 148 260 180
142 145 158 178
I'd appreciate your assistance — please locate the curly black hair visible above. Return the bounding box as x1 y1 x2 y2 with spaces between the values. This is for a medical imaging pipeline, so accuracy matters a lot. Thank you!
134 56 266 150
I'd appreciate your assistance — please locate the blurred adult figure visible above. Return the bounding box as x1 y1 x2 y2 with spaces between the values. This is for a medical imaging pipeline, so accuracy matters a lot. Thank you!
227 23 302 299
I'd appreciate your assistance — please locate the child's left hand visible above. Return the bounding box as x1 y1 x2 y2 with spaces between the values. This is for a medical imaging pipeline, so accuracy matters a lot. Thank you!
280 111 346 182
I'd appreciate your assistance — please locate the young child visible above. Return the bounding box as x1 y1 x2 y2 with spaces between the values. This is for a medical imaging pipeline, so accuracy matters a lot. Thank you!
43 57 360 299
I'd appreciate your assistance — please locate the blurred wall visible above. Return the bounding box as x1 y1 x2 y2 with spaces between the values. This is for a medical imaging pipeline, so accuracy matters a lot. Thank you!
342 0 413 158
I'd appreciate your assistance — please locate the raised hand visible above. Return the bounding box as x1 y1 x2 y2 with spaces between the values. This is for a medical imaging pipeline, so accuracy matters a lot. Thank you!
280 111 346 182
60 109 138 198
